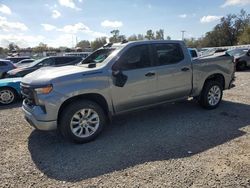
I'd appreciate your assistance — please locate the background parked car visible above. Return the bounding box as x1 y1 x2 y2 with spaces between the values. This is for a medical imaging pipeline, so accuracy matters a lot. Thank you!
0 59 16 78
226 48 248 57
16 59 35 67
188 48 200 59
230 49 250 71
5 56 31 64
6 56 83 78
0 77 22 105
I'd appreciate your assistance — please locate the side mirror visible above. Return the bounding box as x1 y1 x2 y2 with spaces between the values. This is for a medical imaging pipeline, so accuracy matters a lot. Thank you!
112 69 128 87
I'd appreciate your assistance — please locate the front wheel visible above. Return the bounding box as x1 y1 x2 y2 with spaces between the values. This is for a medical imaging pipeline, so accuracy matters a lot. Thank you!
199 81 223 110
59 100 106 144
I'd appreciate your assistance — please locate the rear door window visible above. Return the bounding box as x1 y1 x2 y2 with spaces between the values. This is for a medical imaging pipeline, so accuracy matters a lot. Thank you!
153 43 184 66
116 45 152 70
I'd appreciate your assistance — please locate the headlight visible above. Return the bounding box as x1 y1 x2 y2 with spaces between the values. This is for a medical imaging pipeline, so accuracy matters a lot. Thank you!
34 85 53 94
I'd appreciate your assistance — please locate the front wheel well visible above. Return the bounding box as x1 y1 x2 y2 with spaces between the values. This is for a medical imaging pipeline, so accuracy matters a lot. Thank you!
58 93 110 123
204 74 225 89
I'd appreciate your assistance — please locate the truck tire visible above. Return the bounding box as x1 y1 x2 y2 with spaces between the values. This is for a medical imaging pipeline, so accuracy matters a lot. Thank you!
199 81 223 110
0 87 18 105
59 100 106 144
236 61 247 71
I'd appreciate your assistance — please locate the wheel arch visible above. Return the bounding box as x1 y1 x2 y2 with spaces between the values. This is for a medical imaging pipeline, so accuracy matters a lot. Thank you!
203 73 225 90
58 93 110 123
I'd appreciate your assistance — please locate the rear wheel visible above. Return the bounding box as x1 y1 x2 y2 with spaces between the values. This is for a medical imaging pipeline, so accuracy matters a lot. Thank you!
199 81 223 110
59 100 106 143
0 87 18 105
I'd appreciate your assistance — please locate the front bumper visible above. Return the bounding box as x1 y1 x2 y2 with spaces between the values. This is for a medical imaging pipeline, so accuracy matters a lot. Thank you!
22 102 57 131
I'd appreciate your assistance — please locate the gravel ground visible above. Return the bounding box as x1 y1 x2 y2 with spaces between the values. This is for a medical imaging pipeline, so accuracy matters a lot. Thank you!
0 71 250 188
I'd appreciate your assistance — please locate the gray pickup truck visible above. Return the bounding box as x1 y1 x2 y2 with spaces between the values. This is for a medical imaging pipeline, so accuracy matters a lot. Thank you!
21 40 235 143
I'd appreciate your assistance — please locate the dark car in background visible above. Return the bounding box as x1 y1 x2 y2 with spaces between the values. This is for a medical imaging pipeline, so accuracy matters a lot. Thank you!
6 56 30 64
0 59 16 78
226 48 250 71
226 48 248 57
234 49 250 71
6 56 82 78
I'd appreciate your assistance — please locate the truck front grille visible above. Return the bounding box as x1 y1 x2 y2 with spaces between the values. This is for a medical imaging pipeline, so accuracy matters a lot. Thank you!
20 84 36 107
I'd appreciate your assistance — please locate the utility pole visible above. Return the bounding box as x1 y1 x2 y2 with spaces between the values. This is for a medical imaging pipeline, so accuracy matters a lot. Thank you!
181 30 186 40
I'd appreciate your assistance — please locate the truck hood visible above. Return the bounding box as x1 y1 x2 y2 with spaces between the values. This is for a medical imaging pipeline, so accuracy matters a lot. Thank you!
22 65 94 86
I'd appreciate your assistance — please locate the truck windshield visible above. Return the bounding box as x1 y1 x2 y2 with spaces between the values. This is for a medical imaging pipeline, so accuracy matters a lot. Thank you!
80 48 115 64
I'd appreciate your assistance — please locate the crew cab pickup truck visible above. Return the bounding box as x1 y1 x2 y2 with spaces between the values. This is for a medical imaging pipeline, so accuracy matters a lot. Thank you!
21 41 235 143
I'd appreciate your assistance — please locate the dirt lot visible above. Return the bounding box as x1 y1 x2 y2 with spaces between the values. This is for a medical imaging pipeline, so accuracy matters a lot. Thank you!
0 71 250 188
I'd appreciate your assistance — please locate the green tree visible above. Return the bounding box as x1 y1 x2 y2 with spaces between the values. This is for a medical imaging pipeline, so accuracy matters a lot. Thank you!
200 9 250 47
91 37 107 50
33 42 48 53
137 34 144 40
145 30 155 40
109 30 120 43
156 29 164 40
184 38 203 48
8 43 19 52
76 40 90 49
128 34 144 41
128 34 138 41
0 47 7 57
109 30 127 43
166 36 171 40
239 25 250 44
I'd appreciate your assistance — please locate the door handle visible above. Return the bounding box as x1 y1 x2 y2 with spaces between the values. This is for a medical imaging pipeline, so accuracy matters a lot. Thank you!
181 67 190 72
145 72 156 77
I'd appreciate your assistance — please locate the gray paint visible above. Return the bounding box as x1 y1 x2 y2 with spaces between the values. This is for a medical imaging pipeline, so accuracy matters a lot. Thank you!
21 40 235 131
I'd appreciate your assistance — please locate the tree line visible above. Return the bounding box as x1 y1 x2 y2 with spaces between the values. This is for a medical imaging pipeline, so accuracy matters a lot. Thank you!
76 29 171 50
185 9 250 48
0 29 171 55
